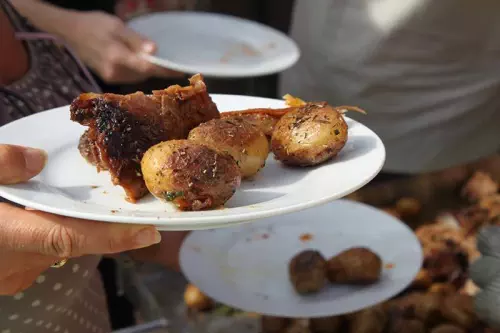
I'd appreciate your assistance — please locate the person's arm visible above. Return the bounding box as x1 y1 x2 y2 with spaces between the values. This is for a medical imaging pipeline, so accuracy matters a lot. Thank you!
10 0 182 84
9 0 77 37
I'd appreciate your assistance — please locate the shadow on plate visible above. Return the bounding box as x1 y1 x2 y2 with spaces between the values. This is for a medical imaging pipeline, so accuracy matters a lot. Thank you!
336 135 379 163
225 190 285 208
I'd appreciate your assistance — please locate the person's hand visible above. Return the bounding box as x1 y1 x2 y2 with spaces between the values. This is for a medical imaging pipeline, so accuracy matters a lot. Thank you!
62 11 183 84
0 144 162 295
470 226 500 329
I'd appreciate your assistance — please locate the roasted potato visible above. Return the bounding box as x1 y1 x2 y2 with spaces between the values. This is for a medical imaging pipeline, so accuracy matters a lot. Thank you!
141 140 241 211
261 316 291 333
395 292 443 327
395 197 422 217
326 247 382 285
221 113 279 139
430 324 466 333
188 118 269 178
288 250 327 294
440 294 478 329
309 316 343 333
347 305 387 333
387 318 426 333
184 284 214 311
270 103 348 167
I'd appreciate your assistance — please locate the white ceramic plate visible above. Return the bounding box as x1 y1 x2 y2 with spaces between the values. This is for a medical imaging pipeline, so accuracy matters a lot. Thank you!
0 95 385 230
127 12 300 78
180 200 423 317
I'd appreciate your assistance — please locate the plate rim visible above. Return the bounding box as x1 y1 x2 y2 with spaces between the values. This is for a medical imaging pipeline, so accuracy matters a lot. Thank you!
0 94 386 228
179 199 424 317
126 11 301 78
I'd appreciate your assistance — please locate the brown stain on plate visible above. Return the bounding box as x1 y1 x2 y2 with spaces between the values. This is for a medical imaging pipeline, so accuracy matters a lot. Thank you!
299 233 314 242
385 263 395 270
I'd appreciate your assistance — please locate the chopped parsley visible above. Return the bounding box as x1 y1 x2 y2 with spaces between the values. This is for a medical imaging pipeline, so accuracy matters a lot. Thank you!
164 191 184 201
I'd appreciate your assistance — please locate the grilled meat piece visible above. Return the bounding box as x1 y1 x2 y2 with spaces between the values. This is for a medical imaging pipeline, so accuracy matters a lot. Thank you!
70 74 219 202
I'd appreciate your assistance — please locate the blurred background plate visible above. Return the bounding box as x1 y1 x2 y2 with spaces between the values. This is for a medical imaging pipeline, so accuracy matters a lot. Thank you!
127 12 300 78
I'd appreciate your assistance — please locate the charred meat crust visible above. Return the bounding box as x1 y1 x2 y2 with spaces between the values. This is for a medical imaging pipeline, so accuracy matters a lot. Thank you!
71 97 168 201
70 74 220 203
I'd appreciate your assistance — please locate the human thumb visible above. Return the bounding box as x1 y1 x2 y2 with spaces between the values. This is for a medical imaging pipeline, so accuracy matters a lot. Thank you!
119 26 157 55
0 144 47 184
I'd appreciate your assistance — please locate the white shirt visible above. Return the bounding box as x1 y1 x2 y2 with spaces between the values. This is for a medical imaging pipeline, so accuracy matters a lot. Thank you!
280 0 500 173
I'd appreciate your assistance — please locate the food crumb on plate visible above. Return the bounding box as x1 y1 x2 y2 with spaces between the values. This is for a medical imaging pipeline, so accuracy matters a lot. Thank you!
110 210 118 214
299 233 314 242
385 263 395 269
90 185 99 189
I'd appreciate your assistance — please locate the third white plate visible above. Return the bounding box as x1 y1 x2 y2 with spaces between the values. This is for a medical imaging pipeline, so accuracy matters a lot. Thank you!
180 200 423 317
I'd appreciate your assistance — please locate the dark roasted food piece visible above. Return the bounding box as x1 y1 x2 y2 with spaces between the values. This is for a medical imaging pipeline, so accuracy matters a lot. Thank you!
188 118 269 178
309 316 343 333
184 284 214 311
395 197 422 217
288 250 327 294
387 318 426 333
326 247 382 285
430 324 466 333
391 292 444 327
70 74 219 202
411 269 433 290
461 171 498 202
141 140 241 211
347 305 387 333
441 294 478 330
261 316 291 333
221 113 279 138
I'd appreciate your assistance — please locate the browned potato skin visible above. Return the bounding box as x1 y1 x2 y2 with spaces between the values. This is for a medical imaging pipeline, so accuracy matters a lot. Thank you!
326 248 382 285
141 140 241 211
347 305 387 333
388 318 426 333
395 292 443 327
288 250 327 294
188 118 270 178
440 294 478 330
430 325 467 333
221 113 279 139
184 284 214 311
309 316 343 333
261 316 291 333
271 103 348 167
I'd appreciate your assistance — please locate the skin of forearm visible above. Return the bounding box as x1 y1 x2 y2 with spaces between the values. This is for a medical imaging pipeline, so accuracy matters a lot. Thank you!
9 0 79 38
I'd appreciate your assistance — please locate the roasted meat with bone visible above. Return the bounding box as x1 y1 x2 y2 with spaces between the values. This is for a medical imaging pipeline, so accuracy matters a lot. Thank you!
70 74 219 202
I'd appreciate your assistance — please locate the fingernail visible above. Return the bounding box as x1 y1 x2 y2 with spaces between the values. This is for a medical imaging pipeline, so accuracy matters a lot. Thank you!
134 227 162 248
23 148 48 174
141 42 155 54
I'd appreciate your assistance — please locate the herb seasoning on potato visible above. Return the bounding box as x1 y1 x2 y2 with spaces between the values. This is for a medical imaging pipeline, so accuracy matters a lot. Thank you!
141 140 241 211
271 102 365 167
188 118 269 178
288 249 327 294
326 247 382 285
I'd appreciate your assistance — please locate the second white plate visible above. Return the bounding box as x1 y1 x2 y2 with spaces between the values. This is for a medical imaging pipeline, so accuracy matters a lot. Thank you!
127 12 300 78
180 200 423 317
